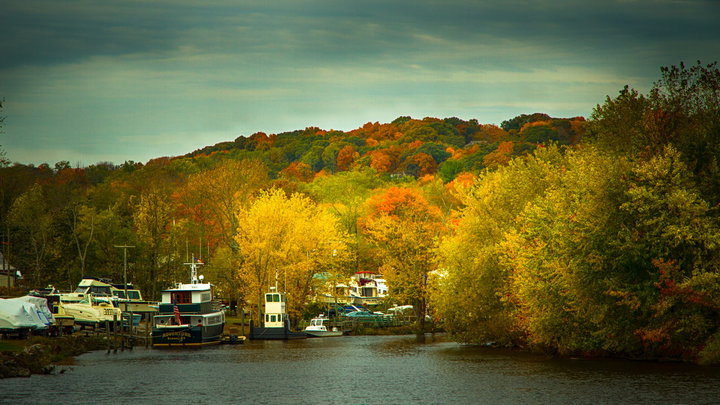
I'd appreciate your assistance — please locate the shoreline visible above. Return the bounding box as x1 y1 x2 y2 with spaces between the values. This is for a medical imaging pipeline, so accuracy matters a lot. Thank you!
0 335 106 379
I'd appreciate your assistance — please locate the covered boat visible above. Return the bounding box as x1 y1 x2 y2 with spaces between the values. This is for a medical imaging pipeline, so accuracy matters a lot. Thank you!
152 260 225 347
0 296 54 336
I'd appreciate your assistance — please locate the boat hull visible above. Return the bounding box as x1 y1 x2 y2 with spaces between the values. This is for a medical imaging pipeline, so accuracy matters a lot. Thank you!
248 320 307 339
305 330 343 337
152 323 224 347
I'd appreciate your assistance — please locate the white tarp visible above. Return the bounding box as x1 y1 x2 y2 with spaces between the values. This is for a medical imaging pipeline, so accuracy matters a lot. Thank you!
0 296 54 330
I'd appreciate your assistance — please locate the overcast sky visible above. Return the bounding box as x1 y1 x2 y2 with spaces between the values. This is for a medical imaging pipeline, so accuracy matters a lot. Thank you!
1 0 718 166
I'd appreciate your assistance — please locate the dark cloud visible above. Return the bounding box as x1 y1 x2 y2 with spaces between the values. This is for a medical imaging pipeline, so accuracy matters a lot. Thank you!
1 0 718 164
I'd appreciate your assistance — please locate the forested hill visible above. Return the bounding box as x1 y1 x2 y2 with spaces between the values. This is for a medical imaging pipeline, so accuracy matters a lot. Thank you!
0 110 585 294
184 113 585 181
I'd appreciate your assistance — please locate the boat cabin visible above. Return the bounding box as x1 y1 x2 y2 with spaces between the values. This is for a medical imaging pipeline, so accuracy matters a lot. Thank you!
263 290 287 328
160 285 213 305
157 283 215 316
308 315 329 328
74 277 114 297
112 289 143 301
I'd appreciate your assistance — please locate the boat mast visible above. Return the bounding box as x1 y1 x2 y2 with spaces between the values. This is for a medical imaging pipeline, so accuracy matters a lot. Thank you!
185 255 203 284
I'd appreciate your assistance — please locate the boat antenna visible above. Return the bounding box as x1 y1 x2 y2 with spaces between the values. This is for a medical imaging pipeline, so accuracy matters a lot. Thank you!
185 254 203 284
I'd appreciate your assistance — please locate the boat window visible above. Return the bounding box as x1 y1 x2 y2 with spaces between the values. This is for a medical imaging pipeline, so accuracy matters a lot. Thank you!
90 286 111 296
171 291 192 304
128 291 141 300
271 315 277 322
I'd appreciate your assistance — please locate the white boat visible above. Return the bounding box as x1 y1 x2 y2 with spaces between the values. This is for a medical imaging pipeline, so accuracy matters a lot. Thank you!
111 284 158 316
60 294 122 328
249 287 307 339
304 314 343 337
0 296 54 336
57 277 115 303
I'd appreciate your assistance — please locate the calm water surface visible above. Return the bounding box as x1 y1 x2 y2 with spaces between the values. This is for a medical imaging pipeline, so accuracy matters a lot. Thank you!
2 335 720 404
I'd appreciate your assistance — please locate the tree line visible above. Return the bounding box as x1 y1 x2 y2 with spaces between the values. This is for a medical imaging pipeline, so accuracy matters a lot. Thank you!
1 61 719 362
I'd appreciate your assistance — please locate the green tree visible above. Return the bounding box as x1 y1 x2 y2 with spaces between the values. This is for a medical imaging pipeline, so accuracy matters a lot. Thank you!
434 145 565 346
133 188 173 298
7 184 53 285
303 167 383 274
0 99 8 167
69 203 96 280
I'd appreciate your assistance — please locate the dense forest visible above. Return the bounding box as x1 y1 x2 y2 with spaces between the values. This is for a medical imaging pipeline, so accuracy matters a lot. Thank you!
1 62 719 362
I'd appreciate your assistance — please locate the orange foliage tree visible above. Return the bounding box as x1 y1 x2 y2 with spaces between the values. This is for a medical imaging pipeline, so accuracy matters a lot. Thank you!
336 145 359 172
403 152 438 177
483 141 514 168
360 187 447 335
279 161 314 182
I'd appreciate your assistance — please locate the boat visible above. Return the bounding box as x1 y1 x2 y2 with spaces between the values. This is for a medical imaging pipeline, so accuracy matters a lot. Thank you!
111 283 158 318
0 296 54 337
28 286 75 334
59 277 115 303
151 259 225 347
304 314 343 337
249 287 307 340
60 293 122 328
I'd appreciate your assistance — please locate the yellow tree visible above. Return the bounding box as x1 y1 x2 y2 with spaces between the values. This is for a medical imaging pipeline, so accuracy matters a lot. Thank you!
235 188 346 323
361 187 447 336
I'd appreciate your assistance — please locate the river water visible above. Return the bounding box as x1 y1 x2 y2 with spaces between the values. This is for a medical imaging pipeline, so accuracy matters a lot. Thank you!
2 334 720 404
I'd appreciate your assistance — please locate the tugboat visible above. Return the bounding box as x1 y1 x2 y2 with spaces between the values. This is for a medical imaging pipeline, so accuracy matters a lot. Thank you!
152 259 225 347
249 287 306 339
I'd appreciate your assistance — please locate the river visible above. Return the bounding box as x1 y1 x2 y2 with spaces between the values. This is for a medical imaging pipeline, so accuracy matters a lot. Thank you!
1 334 720 404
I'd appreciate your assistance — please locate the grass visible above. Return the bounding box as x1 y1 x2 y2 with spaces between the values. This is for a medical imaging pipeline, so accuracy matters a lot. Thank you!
0 339 27 352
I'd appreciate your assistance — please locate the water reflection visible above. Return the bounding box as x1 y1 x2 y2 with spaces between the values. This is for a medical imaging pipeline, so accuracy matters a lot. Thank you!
1 335 719 404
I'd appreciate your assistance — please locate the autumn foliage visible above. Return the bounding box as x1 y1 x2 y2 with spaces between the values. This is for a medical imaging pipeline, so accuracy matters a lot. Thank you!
2 62 719 363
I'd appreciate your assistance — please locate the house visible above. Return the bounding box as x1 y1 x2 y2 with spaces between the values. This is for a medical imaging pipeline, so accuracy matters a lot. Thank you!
314 271 388 307
0 252 21 288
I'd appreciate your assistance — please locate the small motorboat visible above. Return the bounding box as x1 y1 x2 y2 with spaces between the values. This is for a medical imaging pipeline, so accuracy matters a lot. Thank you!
304 314 343 337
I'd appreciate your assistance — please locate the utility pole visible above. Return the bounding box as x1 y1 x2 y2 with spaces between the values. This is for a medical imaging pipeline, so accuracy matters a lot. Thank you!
114 245 135 328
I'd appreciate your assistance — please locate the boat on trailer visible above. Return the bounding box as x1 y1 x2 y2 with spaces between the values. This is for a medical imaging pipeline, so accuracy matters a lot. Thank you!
152 260 225 347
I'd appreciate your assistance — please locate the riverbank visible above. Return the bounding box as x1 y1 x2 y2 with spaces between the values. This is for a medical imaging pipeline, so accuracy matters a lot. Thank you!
0 335 106 378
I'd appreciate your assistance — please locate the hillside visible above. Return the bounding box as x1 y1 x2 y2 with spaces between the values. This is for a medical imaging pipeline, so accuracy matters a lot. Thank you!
184 114 585 181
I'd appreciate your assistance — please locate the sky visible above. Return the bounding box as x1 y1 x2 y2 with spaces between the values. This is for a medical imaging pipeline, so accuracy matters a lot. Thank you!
1 0 718 166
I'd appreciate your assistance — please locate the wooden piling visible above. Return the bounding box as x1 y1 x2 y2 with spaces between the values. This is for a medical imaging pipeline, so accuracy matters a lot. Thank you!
113 314 118 352
105 320 111 353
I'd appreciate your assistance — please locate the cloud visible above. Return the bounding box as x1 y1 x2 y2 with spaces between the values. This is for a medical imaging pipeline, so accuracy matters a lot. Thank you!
1 0 718 164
